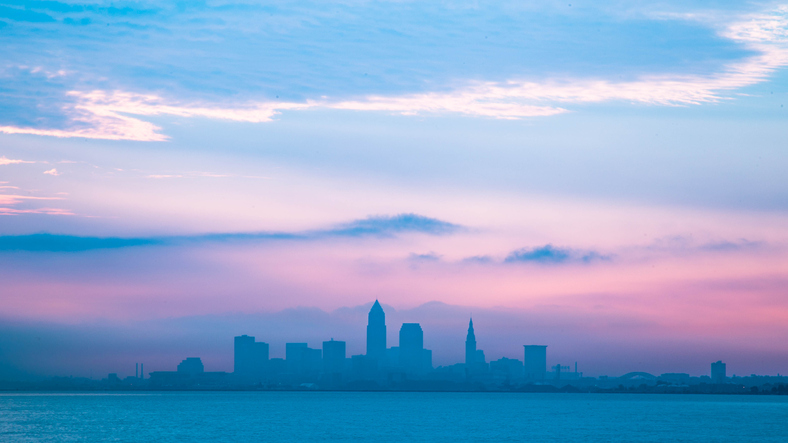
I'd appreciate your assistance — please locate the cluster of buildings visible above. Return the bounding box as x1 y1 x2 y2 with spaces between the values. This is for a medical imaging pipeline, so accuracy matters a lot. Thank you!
226 302 557 387
144 300 558 388
97 301 773 392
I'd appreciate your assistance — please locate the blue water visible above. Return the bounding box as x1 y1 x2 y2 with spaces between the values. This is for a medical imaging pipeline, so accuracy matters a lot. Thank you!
1 392 786 442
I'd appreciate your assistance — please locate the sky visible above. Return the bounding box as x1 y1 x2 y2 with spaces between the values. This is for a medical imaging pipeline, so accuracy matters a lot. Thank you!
1 0 788 379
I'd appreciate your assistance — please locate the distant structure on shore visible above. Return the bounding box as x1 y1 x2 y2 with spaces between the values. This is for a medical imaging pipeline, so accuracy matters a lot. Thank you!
166 300 574 388
465 318 480 375
712 360 727 384
366 300 386 361
524 345 547 381
234 335 268 382
85 300 759 393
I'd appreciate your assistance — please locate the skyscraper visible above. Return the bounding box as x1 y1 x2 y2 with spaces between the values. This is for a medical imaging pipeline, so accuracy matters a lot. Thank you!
465 318 476 367
524 345 547 380
323 339 346 374
234 335 269 380
366 300 386 360
400 323 429 374
711 360 726 384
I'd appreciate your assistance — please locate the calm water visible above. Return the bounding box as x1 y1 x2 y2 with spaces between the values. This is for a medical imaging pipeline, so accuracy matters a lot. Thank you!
1 392 787 442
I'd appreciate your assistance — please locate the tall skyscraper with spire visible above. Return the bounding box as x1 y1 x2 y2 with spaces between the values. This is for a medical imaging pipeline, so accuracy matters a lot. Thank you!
465 317 476 367
366 300 386 360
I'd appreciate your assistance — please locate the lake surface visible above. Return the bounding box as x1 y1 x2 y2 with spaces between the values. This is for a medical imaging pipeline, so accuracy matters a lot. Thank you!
1 392 786 442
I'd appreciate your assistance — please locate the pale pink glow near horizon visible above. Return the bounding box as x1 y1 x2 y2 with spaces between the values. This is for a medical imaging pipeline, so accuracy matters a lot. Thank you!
3 156 788 327
7 147 788 238
2 235 786 327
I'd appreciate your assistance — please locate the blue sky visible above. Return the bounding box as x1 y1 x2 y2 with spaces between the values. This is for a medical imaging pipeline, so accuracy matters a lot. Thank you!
2 0 788 377
0 1 757 102
0 0 780 131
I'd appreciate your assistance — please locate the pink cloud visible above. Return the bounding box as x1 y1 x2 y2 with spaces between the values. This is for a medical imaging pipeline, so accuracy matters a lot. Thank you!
0 207 74 216
0 194 70 216
43 168 60 176
0 156 34 166
145 174 184 179
0 194 62 205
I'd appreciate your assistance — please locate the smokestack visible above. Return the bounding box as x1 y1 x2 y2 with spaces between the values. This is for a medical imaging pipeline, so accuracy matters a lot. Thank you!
140 364 143 379
136 363 138 378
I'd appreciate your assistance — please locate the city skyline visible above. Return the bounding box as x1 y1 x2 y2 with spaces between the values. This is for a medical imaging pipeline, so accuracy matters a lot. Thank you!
79 300 765 394
2 1 788 386
1 299 778 383
109 301 744 387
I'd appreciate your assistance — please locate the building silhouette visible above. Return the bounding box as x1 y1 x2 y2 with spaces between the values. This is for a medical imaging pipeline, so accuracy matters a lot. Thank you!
286 343 322 375
490 357 523 381
399 323 431 374
323 339 346 375
524 345 547 380
465 318 488 375
234 335 269 381
465 318 476 367
711 360 726 384
366 300 386 361
149 357 228 387
475 350 486 367
177 357 204 375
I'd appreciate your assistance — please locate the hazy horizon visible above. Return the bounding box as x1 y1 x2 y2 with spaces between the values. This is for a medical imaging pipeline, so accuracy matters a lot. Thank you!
2 299 784 381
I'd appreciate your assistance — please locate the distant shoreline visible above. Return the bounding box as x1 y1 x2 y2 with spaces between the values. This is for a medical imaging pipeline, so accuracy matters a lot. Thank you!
2 386 787 396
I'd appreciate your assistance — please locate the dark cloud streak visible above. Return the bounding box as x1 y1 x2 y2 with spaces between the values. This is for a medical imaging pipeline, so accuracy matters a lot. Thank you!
504 244 611 265
0 213 462 252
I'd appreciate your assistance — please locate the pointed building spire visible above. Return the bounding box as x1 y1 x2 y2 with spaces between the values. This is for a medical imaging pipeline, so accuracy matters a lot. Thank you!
366 300 386 359
465 316 476 368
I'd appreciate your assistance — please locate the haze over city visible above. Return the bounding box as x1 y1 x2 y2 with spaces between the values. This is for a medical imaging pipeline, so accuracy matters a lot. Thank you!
2 0 788 382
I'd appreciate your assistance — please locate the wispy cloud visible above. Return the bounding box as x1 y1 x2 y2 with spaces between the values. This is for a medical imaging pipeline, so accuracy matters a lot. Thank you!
0 156 34 166
0 208 74 216
0 194 69 217
330 6 788 115
409 252 442 262
328 214 461 238
0 91 311 142
700 239 764 252
504 244 611 265
0 6 785 141
329 92 566 119
645 236 765 254
0 195 63 206
145 174 183 179
500 237 765 266
43 168 60 176
143 171 264 179
0 213 462 251
462 255 494 264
